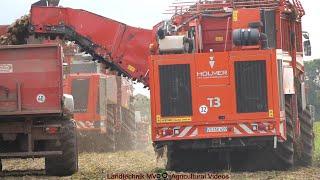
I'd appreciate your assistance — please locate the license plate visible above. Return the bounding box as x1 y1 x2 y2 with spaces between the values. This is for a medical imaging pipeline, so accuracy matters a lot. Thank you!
206 127 228 133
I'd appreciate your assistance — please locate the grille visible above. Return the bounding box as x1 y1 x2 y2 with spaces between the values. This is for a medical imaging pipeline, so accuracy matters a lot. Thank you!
72 79 89 113
159 64 192 117
235 61 268 113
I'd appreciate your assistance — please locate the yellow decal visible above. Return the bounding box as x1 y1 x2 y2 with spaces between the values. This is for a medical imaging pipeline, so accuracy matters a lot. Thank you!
269 110 274 118
127 65 136 72
215 36 224 42
156 115 192 123
233 10 238 22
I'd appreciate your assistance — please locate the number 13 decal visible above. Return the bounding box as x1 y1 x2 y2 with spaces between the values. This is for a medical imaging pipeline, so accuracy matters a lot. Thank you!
199 97 222 115
208 97 221 108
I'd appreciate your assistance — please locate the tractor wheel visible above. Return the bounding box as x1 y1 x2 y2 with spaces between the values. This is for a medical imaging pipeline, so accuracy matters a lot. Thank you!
298 106 314 166
45 120 78 176
252 97 295 171
272 97 294 169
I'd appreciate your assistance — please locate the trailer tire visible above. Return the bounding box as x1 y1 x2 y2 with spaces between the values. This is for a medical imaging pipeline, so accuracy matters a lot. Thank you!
298 106 314 166
45 120 78 176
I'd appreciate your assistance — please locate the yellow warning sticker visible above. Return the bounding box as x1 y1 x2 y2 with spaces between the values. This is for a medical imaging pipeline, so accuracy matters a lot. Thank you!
232 10 238 22
269 110 274 118
215 36 224 42
156 115 192 123
127 65 136 72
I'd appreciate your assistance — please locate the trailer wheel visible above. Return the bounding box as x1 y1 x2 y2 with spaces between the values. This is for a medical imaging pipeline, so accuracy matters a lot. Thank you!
45 120 78 176
297 106 314 166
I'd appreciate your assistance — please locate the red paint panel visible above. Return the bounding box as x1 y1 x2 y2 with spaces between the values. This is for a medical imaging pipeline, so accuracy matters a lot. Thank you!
150 50 281 141
64 74 102 122
0 25 8 36
30 6 152 85
0 44 63 115
232 8 260 29
201 17 232 52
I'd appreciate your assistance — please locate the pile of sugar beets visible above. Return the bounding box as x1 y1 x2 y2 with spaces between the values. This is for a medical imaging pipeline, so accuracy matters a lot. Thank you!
0 15 29 45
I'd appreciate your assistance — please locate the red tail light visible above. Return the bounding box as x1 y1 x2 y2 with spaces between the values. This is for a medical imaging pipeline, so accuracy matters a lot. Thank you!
163 129 173 136
158 128 174 137
45 127 58 134
258 123 267 131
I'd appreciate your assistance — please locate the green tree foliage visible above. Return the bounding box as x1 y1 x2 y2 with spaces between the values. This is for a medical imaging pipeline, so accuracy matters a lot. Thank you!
305 59 320 120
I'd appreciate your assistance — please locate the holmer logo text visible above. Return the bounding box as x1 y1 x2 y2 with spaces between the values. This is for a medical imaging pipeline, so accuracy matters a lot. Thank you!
196 70 228 79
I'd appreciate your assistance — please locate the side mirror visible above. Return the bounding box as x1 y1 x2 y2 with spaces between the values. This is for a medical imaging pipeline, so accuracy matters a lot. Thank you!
303 31 311 56
304 40 312 56
303 31 310 40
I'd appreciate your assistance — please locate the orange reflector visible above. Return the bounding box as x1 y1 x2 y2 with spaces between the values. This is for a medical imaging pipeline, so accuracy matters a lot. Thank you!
268 124 275 130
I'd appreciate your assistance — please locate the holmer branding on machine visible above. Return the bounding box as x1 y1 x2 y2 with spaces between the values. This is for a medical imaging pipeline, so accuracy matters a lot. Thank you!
196 70 228 79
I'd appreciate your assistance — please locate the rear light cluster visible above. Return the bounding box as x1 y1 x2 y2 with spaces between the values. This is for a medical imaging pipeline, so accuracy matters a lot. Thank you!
45 127 59 134
252 123 274 131
158 127 180 136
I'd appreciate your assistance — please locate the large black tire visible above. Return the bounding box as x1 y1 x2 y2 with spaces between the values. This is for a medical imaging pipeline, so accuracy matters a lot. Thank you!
45 120 78 176
297 106 314 166
272 98 295 169
245 97 294 171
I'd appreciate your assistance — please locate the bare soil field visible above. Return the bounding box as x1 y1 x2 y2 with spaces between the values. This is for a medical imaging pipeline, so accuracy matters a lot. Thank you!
1 122 319 180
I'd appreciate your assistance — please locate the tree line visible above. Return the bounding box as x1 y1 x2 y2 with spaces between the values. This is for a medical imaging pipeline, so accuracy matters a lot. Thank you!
305 59 320 121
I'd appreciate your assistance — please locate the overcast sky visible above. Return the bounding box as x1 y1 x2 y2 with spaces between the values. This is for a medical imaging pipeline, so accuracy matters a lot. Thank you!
0 0 319 96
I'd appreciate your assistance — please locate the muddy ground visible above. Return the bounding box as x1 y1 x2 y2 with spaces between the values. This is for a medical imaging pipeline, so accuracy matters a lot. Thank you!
1 122 319 180
0 149 319 180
